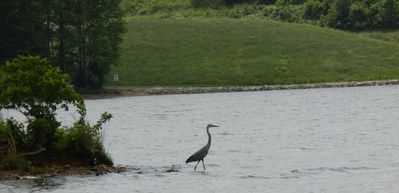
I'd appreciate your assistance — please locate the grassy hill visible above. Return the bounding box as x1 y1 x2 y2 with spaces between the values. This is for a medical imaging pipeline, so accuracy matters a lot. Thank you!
359 31 399 44
106 17 399 87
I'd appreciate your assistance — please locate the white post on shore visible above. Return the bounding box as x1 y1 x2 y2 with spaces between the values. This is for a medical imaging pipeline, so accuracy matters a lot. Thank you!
113 73 119 82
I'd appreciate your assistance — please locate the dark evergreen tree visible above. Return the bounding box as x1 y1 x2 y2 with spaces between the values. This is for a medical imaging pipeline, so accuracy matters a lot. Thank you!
381 0 397 28
0 0 49 65
69 0 126 89
0 0 126 89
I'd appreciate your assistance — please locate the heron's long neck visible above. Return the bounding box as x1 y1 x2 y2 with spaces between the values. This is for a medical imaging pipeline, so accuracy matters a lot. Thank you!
206 127 211 149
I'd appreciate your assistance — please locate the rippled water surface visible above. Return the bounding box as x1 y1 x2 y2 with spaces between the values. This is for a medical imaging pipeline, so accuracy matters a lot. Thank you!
2 86 399 193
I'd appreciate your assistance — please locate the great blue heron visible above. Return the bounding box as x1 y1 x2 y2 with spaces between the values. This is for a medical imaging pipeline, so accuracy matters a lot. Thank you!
186 124 219 171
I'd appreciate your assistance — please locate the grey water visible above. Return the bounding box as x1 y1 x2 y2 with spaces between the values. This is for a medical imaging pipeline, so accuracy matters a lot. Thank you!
1 85 399 193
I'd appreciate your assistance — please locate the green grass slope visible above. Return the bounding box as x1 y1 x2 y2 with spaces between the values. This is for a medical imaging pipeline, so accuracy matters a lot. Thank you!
107 17 399 87
359 30 399 44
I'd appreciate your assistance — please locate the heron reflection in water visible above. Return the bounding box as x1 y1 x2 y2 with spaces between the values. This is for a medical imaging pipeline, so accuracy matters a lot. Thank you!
186 124 219 171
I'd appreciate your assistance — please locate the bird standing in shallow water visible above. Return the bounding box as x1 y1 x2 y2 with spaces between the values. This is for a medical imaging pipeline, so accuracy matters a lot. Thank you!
186 124 219 171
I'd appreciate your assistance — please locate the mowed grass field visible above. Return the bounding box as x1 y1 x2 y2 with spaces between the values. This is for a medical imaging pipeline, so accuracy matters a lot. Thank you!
106 17 399 87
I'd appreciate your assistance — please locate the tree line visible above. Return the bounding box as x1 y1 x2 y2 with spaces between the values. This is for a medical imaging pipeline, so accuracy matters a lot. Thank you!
0 0 126 89
304 0 398 30
190 0 399 31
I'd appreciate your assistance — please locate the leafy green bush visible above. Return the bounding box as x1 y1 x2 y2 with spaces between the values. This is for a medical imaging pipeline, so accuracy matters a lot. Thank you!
0 119 27 153
92 149 113 166
56 112 113 165
263 4 305 22
122 0 191 15
5 119 27 151
0 56 115 169
304 0 333 21
27 117 60 150
0 154 29 171
217 3 264 18
0 56 83 150
0 121 6 139
191 0 226 8
348 1 374 30
325 0 351 30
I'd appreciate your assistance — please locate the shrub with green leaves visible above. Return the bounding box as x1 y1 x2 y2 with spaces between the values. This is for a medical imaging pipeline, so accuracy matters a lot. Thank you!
0 154 29 171
0 55 115 167
1 119 27 151
191 0 226 8
122 0 191 15
0 56 83 150
56 112 113 165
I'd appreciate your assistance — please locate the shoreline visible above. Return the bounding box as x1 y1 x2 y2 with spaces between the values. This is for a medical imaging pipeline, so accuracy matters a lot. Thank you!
83 79 399 99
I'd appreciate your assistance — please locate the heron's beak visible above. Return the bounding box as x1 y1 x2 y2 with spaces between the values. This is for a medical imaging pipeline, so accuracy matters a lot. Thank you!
209 124 219 127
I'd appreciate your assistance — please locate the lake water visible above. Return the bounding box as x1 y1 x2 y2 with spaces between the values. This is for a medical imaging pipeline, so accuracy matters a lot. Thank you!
1 85 399 193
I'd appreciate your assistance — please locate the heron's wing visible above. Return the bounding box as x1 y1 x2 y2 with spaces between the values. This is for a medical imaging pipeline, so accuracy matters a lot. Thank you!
186 146 208 163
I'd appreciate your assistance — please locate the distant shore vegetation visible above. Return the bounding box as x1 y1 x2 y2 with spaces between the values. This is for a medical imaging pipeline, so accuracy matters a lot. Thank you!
121 0 399 31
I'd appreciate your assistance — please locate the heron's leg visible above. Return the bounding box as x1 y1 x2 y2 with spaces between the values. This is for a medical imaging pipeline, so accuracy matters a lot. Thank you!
194 161 200 171
202 159 206 170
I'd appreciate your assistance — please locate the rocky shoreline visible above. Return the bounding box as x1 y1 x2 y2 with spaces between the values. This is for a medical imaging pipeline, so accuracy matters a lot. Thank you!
83 80 399 99
0 165 126 180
